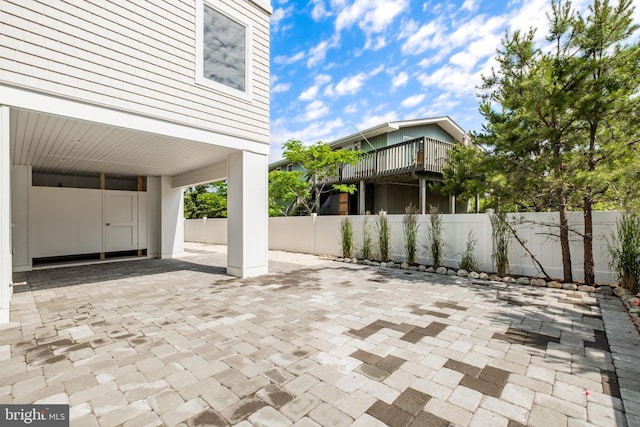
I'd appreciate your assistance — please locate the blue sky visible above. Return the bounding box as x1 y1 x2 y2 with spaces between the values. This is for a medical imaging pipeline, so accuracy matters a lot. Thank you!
268 0 639 162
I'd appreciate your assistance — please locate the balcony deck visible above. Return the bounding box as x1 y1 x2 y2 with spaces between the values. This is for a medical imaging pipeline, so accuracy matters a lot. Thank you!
331 136 454 184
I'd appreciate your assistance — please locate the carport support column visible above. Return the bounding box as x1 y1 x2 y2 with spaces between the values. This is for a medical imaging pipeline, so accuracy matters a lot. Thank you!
0 106 12 322
227 151 268 278
159 176 184 258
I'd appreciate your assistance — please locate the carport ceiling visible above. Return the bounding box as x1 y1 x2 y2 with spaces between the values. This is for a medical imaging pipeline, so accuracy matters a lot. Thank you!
10 108 236 177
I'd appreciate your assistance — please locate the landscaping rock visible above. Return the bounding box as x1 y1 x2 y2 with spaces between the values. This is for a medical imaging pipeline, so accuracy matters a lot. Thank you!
479 272 490 281
503 276 516 283
614 287 632 297
436 267 448 275
547 281 563 289
489 274 502 282
401 262 409 270
595 286 613 296
578 285 596 293
531 278 547 287
352 258 359 264
516 277 530 285
418 265 427 272
447 269 457 276
457 269 468 277
468 271 480 279
562 283 578 290
426 267 435 273
336 258 344 263
409 266 418 271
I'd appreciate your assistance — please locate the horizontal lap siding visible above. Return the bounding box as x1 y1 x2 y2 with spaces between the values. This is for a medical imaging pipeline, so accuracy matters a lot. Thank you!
0 0 269 143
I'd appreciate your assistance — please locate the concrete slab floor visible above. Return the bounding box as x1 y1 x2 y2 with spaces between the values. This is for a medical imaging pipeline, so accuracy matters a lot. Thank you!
1 243 638 426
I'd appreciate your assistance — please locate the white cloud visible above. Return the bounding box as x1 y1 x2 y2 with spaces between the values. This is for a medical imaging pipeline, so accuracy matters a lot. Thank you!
300 100 330 121
357 111 400 130
299 74 332 101
310 0 330 20
401 94 425 108
460 0 477 12
271 6 293 33
335 0 409 35
392 71 409 88
307 40 331 68
332 72 368 96
400 19 444 55
416 65 479 96
272 83 291 93
274 51 305 65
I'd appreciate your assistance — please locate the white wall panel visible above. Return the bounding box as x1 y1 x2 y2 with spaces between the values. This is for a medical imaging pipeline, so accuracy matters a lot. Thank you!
30 187 103 258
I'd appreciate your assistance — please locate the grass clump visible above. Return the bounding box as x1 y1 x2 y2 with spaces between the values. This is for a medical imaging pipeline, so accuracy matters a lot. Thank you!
427 205 444 267
403 203 419 264
490 212 511 276
460 231 479 272
340 216 354 259
376 212 391 262
361 212 373 260
608 211 640 292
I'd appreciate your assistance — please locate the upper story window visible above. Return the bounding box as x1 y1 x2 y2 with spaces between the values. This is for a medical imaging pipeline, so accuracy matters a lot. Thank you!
196 0 252 99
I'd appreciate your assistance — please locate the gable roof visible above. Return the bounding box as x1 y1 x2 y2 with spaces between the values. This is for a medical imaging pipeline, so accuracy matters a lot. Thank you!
329 116 466 149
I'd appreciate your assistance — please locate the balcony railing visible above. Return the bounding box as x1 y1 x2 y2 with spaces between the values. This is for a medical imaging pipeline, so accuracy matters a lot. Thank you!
330 136 454 183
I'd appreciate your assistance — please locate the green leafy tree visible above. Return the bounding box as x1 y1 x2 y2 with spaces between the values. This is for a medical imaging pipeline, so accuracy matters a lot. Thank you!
268 170 310 216
281 139 363 214
184 181 227 219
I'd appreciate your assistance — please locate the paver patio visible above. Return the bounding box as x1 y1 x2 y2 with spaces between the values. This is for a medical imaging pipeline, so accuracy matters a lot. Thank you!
1 243 639 426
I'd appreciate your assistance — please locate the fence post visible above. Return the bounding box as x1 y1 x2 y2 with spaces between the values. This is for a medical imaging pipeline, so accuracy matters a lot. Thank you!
312 213 317 255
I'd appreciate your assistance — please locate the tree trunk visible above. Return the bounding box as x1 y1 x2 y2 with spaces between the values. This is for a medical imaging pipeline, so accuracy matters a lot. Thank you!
556 175 572 282
583 197 595 285
558 202 573 283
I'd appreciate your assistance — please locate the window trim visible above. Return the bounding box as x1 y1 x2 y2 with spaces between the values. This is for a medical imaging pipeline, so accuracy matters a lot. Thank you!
195 0 253 101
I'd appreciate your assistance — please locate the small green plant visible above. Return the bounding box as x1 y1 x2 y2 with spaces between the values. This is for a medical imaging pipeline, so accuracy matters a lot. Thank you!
608 212 640 292
340 216 354 258
361 212 373 260
490 212 511 276
403 203 419 264
460 231 479 272
376 212 391 261
427 205 444 267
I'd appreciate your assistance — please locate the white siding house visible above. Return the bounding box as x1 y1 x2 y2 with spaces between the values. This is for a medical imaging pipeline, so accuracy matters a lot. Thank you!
0 0 272 322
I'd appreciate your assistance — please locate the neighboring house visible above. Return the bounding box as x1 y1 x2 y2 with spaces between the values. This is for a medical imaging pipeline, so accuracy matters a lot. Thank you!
0 0 272 322
270 117 469 215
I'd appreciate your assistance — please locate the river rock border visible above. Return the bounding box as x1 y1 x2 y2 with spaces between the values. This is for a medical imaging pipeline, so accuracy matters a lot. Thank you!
332 256 640 332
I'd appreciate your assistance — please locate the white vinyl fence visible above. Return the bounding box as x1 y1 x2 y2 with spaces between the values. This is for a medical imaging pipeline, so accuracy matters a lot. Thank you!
184 211 621 283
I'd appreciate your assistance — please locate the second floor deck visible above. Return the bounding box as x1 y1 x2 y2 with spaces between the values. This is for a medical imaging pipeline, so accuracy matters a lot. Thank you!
331 136 454 183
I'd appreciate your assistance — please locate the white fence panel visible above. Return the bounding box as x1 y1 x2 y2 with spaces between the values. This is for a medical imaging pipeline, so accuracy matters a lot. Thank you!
269 216 315 254
184 211 621 283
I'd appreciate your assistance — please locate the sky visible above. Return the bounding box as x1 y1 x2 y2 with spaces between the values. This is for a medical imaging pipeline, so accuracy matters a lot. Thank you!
268 0 639 162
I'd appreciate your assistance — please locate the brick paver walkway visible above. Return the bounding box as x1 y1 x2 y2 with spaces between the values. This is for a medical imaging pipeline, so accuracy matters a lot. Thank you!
1 244 639 426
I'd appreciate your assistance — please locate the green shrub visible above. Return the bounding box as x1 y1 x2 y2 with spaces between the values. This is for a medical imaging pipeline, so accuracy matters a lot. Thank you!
361 213 373 260
403 203 419 264
608 212 640 292
427 205 444 267
376 213 390 262
340 216 354 258
460 231 479 272
490 212 511 276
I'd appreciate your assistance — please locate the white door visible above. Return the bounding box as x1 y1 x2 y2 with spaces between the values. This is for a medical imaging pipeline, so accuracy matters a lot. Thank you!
104 191 138 252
